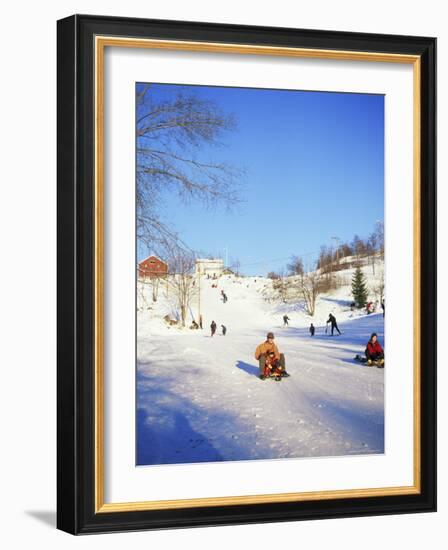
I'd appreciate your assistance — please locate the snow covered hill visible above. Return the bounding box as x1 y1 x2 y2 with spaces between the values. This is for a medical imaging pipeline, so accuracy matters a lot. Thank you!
137 263 384 465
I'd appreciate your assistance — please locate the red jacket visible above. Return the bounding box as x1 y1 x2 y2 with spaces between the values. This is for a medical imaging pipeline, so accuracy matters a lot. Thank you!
366 340 383 356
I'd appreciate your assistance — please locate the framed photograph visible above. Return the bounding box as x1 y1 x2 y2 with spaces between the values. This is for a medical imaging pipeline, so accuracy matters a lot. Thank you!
57 14 436 534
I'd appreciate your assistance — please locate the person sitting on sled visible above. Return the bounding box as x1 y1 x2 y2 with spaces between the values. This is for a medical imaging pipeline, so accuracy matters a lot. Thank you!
365 333 384 366
255 332 289 380
263 351 284 381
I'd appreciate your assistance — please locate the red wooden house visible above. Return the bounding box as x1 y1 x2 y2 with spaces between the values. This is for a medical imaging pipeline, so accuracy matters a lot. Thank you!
138 255 168 279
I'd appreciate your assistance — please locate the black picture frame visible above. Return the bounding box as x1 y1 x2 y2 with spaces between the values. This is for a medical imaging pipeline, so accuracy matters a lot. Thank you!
57 14 436 535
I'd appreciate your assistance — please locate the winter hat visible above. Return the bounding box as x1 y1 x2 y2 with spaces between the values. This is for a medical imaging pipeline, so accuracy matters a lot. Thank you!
267 332 275 339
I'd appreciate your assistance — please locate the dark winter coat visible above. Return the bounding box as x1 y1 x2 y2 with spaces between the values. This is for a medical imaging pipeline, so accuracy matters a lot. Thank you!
327 314 337 325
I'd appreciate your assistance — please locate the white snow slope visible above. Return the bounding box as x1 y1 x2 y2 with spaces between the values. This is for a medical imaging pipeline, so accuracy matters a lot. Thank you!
137 268 384 465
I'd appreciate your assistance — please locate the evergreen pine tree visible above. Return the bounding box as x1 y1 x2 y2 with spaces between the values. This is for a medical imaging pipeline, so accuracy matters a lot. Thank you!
352 266 368 308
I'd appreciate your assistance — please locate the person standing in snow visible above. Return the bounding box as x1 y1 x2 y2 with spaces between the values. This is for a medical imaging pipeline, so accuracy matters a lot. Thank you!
199 313 203 329
210 320 217 337
221 290 228 303
283 314 290 326
221 324 227 336
309 323 315 336
255 332 289 380
326 313 341 335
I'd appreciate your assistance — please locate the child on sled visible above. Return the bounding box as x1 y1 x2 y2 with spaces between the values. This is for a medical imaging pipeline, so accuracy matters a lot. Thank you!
263 351 284 381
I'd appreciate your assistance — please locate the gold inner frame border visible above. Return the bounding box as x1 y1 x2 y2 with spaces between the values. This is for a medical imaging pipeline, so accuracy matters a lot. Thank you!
94 35 421 513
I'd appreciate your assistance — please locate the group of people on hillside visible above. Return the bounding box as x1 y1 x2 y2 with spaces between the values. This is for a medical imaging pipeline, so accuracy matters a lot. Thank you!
209 284 229 302
189 313 203 330
210 320 227 337
190 315 227 336
365 301 380 314
282 313 342 336
286 304 386 336
254 328 384 381
189 284 229 333
209 288 229 336
307 314 340 335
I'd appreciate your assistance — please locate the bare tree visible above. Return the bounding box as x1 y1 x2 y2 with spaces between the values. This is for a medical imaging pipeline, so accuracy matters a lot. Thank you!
151 276 161 302
375 220 385 260
367 232 378 275
230 257 241 276
137 276 151 311
298 272 322 316
287 255 304 276
372 268 385 303
136 84 243 253
317 245 332 272
351 235 364 264
339 242 353 259
165 247 198 327
272 269 290 303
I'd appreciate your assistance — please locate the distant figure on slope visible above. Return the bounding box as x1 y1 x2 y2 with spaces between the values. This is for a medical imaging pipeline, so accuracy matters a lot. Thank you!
365 333 384 366
309 323 315 336
210 320 217 337
326 313 341 335
199 314 203 329
221 324 227 336
190 319 199 330
221 290 228 303
283 314 290 327
255 332 289 380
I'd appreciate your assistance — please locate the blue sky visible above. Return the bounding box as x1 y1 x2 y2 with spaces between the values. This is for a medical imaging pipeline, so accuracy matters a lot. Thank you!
137 83 384 275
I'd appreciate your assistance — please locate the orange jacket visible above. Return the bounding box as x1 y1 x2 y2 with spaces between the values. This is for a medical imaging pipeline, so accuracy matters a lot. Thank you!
255 341 280 360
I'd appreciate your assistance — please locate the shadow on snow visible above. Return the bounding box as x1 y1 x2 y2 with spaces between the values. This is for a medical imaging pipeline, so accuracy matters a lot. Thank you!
235 360 259 378
137 366 272 465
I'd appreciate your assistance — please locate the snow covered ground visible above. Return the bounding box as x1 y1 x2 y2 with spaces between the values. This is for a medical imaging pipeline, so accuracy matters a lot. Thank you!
137 267 384 465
